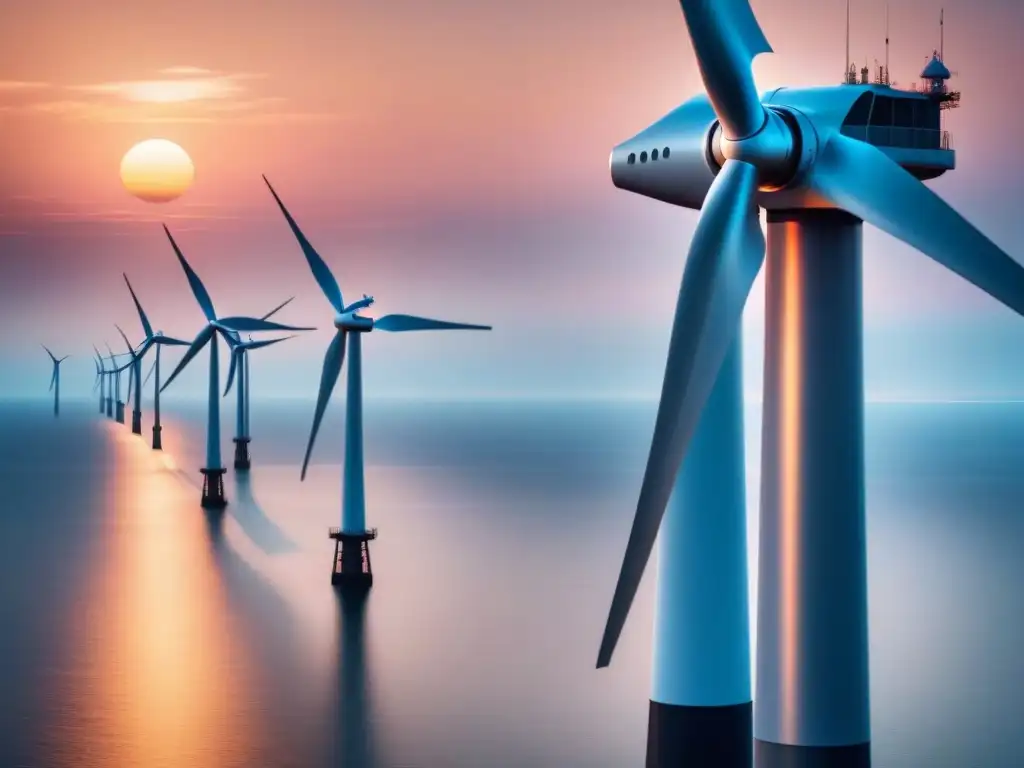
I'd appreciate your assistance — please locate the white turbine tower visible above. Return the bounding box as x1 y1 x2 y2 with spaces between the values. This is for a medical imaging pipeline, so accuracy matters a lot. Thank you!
263 175 492 588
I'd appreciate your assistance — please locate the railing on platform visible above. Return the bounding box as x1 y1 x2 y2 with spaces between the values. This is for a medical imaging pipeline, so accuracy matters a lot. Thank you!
841 125 952 151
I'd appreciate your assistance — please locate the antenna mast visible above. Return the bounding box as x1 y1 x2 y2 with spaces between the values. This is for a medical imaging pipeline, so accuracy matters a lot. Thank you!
940 8 944 60
884 1 890 84
845 0 851 80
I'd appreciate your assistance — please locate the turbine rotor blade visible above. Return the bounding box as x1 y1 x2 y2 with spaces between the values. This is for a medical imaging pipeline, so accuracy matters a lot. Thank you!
42 345 57 363
262 176 345 313
373 314 493 333
301 330 347 481
154 335 191 347
223 349 241 397
160 326 215 393
216 316 315 334
49 367 56 391
242 335 294 351
261 296 295 321
123 273 155 339
163 224 217 322
115 324 135 357
144 360 156 387
808 133 1024 316
597 159 766 669
678 0 772 140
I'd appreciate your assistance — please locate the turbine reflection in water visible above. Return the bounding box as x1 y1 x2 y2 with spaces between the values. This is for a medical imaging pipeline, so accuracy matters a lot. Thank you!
330 589 377 765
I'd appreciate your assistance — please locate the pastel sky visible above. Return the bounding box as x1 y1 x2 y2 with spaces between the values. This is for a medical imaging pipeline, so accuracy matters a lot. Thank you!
2 0 1024 401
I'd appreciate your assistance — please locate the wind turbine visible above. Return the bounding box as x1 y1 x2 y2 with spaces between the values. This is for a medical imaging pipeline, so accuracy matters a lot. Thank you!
114 324 148 435
159 224 314 509
92 352 104 413
599 1 1024 764
122 273 191 449
94 345 114 417
262 176 492 588
42 346 69 417
223 330 295 470
105 343 126 424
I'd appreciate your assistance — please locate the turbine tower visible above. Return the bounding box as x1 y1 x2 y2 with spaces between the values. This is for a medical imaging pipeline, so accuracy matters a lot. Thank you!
94 345 114 417
114 325 146 435
223 330 294 470
106 343 126 424
122 273 191 448
599 2 1021 765
159 225 314 509
263 176 492 588
42 346 69 417
220 295 295 470
92 353 105 413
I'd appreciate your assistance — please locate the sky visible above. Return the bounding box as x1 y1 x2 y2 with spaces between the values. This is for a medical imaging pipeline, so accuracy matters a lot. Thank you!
2 0 1024 401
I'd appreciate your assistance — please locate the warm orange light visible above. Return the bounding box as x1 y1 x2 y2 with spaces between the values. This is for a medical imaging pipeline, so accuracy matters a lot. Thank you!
120 138 195 203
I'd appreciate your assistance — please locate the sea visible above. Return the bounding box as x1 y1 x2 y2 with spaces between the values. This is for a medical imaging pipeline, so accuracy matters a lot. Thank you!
0 397 1021 767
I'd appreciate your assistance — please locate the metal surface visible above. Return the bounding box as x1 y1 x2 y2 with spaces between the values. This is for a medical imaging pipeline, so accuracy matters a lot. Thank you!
756 210 869 747
651 335 749 708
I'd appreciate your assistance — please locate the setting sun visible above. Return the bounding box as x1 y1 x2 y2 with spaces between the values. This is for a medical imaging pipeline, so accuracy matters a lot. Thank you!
119 139 195 203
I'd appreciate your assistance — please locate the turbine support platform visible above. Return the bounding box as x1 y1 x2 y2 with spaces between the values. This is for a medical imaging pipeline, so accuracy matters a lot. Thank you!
754 740 871 768
105 398 113 418
115 401 125 424
647 701 752 768
233 437 251 471
329 528 378 589
131 410 142 435
200 468 227 509
152 425 162 450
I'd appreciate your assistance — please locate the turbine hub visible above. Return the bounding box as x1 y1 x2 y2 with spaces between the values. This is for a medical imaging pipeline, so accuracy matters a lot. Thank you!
334 312 373 332
707 107 813 191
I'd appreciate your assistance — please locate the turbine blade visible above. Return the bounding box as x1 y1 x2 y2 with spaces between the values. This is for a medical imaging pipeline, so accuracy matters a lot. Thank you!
261 296 295 321
808 133 1024 317
154 335 192 347
123 273 155 339
115 324 135 356
223 349 241 397
216 316 315 333
678 0 771 140
49 367 56 391
42 344 57 363
262 176 345 313
242 335 294 352
163 224 217 322
160 326 214 393
597 159 765 669
93 344 105 371
127 365 134 403
144 359 156 387
373 314 492 332
301 330 347 481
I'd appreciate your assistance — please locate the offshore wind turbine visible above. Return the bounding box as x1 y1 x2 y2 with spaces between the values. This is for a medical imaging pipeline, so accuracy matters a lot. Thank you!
263 176 492 588
122 273 191 449
94 345 113 417
220 295 295 470
92 353 104 413
599 1 1024 764
114 325 146 435
223 331 294 470
159 225 314 509
105 343 126 424
42 346 69 417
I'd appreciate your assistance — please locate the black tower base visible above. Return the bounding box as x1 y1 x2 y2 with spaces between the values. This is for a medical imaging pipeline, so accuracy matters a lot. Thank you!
329 528 378 589
152 424 162 450
131 410 142 435
233 437 251 470
106 399 113 418
115 401 125 424
200 468 227 509
646 701 752 768
754 740 871 768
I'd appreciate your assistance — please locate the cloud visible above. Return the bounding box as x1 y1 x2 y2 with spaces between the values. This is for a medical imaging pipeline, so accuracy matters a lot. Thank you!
0 67 338 125
0 80 49 90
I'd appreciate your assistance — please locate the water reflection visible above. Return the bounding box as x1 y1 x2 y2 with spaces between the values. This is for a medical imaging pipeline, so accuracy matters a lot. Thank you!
231 472 298 555
329 588 378 766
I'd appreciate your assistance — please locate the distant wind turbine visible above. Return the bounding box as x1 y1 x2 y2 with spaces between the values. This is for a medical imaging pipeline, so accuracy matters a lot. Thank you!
263 175 491 588
105 343 127 424
122 273 191 448
42 346 69 417
223 329 295 470
159 224 315 509
94 345 113 417
92 353 104 414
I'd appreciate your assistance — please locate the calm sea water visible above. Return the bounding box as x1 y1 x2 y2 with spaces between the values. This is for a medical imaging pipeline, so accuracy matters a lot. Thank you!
0 397 1022 767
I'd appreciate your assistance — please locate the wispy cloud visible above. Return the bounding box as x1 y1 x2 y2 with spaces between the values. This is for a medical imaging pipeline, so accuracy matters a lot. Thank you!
0 67 339 125
0 80 49 91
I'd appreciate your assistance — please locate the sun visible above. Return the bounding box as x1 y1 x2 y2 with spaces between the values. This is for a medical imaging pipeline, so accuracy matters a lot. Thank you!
120 139 195 203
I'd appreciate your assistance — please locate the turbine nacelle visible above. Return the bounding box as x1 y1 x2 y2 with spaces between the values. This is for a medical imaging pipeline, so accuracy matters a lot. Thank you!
334 311 374 331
